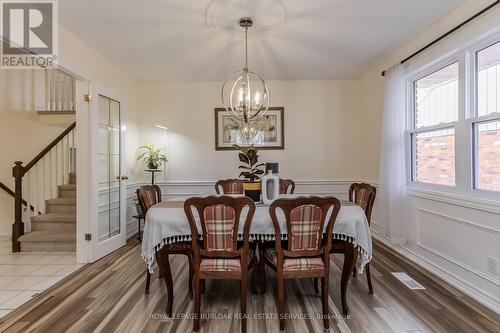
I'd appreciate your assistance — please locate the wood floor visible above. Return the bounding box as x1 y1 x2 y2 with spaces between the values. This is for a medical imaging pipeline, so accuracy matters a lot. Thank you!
0 238 498 333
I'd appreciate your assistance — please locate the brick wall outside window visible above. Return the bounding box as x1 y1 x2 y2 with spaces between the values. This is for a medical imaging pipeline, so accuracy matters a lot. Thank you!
477 129 500 191
415 130 500 190
415 133 455 186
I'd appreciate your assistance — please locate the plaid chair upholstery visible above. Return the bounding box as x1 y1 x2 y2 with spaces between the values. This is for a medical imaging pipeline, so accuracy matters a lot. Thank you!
203 204 236 251
200 250 254 273
137 185 161 213
142 190 157 210
354 188 370 212
264 247 324 271
222 181 244 194
279 179 295 194
289 205 323 251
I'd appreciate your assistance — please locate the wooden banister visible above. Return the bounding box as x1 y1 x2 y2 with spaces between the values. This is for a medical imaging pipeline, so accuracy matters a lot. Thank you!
0 182 36 213
12 161 24 252
24 121 76 172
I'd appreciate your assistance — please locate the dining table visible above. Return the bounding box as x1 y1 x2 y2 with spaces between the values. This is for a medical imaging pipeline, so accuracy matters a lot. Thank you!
141 194 373 315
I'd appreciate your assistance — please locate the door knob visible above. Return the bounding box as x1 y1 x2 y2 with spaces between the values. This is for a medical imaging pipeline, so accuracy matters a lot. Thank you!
121 175 129 180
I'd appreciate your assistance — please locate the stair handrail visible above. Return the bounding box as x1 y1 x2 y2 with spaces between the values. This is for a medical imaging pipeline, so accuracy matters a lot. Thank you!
12 121 76 252
0 182 36 213
24 121 76 172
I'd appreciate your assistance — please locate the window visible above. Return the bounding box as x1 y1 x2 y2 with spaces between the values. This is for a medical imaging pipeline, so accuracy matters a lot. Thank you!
414 62 459 128
477 42 500 117
474 121 500 191
414 128 455 186
407 35 500 197
410 62 459 186
473 41 500 192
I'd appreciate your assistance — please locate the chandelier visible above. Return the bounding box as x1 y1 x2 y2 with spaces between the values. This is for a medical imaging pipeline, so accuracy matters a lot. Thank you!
239 121 259 142
221 17 270 124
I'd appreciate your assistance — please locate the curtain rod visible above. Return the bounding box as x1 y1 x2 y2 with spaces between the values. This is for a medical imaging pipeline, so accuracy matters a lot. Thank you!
381 0 500 77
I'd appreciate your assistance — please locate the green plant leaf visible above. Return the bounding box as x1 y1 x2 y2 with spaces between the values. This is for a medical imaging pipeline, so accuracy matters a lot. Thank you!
137 143 168 167
239 171 251 179
238 152 250 164
254 163 265 169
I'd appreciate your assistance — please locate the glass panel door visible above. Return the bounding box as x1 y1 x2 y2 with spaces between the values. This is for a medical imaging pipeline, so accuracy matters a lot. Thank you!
97 94 121 242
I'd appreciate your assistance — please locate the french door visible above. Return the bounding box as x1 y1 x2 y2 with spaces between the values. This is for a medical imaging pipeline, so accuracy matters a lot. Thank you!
77 82 127 262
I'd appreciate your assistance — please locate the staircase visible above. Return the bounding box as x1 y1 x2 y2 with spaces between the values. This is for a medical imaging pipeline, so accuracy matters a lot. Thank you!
10 122 76 252
18 173 76 251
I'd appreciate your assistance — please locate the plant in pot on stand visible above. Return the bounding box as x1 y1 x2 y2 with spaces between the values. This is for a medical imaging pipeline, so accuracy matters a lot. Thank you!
137 143 168 184
138 143 168 169
234 144 265 202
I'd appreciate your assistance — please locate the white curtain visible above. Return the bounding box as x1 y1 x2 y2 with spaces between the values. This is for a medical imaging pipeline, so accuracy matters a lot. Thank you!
379 64 408 245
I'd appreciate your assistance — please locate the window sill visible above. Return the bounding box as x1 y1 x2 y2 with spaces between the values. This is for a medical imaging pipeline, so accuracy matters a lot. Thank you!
406 186 500 214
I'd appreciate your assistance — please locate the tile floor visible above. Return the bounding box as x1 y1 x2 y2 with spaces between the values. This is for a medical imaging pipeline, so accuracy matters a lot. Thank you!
0 236 84 318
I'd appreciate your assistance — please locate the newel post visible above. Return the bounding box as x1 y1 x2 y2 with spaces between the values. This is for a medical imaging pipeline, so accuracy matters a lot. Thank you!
12 161 25 252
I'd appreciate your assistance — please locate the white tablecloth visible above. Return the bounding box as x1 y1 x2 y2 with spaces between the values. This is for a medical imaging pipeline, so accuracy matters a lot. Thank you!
141 195 372 274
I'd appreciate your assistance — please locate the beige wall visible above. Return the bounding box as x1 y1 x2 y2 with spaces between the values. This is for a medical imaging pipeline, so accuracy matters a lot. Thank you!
133 80 362 183
0 25 138 235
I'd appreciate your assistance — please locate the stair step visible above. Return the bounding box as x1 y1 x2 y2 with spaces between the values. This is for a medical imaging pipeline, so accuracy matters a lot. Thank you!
31 213 75 223
58 184 76 198
58 184 76 191
45 198 76 214
69 173 76 185
19 231 75 251
31 213 75 232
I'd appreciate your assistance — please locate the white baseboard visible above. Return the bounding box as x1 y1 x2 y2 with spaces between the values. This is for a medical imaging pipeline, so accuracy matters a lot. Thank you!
127 220 138 239
372 230 500 314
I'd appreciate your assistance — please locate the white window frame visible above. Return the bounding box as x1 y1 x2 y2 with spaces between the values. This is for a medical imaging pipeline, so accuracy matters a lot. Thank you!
468 35 500 199
405 31 500 201
406 54 464 193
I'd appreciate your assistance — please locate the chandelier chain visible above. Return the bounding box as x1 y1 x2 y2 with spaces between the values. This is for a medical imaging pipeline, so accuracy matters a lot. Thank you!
244 27 248 69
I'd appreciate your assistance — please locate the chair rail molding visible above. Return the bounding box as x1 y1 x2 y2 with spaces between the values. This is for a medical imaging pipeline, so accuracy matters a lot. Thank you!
416 207 500 236
407 187 500 215
125 179 361 198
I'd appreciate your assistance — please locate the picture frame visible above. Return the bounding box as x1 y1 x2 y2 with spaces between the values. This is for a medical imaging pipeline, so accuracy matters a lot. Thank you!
214 107 285 150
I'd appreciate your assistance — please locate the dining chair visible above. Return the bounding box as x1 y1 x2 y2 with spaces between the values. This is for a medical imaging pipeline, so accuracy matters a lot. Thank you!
348 183 376 292
313 182 376 296
279 178 295 194
184 195 257 333
260 196 341 333
136 185 194 316
215 178 244 194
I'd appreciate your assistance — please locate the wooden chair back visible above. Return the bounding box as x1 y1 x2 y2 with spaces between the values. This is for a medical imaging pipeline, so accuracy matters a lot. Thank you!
269 196 341 265
215 179 244 195
136 185 162 215
348 183 376 224
279 179 295 194
184 196 255 267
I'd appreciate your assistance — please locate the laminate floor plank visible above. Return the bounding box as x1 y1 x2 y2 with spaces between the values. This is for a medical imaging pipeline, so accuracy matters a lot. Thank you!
0 239 498 333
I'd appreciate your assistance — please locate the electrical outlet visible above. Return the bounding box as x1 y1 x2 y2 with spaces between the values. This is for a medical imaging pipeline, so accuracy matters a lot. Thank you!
487 257 498 275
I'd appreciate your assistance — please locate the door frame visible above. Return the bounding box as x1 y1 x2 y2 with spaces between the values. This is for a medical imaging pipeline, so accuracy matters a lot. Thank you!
76 81 128 263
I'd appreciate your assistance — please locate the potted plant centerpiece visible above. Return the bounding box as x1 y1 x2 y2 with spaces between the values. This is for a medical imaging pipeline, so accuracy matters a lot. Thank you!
137 143 168 169
234 144 265 202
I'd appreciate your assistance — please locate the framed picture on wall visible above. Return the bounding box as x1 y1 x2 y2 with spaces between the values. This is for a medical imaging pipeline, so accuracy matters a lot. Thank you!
214 107 284 150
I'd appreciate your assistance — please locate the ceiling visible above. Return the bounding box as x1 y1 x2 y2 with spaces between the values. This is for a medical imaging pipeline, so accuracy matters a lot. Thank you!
59 0 465 81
